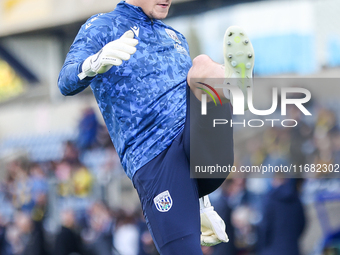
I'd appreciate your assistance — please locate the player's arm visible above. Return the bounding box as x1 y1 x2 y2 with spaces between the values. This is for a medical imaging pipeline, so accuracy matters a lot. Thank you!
78 30 138 80
58 21 138 96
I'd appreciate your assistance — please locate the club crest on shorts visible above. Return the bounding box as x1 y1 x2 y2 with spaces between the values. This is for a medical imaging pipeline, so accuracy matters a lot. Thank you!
165 29 181 44
154 190 173 212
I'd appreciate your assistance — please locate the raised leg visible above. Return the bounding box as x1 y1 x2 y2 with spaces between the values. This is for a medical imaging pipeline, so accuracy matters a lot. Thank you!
187 26 255 106
187 54 227 103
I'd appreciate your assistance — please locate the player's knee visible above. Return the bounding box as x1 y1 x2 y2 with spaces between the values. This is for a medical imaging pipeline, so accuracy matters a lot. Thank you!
188 54 213 84
192 54 212 68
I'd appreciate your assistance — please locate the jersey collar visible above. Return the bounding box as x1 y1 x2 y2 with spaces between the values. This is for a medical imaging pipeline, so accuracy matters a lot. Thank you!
116 1 160 24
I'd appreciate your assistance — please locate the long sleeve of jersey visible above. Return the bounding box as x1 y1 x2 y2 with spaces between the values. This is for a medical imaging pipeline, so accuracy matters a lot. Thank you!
57 1 192 179
58 15 116 96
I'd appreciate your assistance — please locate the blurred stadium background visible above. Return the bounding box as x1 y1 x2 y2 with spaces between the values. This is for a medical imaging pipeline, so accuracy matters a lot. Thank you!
1 0 340 254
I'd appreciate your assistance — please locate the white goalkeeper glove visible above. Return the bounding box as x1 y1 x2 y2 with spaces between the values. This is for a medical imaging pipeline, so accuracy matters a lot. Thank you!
78 30 138 80
200 196 229 246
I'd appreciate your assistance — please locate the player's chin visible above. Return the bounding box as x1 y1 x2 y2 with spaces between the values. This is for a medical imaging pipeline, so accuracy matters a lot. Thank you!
153 9 169 19
155 13 169 20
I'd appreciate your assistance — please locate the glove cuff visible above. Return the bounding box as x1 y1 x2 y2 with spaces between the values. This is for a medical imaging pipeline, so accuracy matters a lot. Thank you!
199 195 213 212
78 56 97 80
201 206 214 214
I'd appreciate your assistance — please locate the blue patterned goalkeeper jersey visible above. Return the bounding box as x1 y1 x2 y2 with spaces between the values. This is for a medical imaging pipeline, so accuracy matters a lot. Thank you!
58 1 192 179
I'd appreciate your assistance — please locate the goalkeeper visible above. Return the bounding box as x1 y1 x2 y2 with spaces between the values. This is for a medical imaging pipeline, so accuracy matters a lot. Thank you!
58 0 254 254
